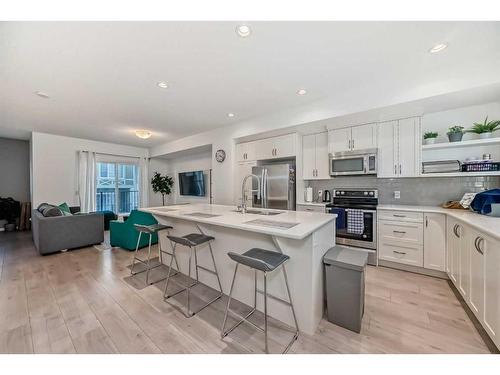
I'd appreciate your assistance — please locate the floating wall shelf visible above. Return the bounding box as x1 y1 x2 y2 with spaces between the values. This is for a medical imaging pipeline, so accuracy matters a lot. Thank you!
422 137 500 151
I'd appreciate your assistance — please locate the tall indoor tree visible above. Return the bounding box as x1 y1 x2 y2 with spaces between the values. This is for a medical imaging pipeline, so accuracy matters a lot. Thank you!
151 172 174 206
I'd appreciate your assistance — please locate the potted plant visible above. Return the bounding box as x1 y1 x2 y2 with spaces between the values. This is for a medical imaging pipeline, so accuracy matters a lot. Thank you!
467 116 500 139
423 131 438 145
151 172 174 206
447 125 465 143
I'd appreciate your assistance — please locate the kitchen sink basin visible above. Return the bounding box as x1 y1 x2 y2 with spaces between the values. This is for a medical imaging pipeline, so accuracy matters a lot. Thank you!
233 209 283 216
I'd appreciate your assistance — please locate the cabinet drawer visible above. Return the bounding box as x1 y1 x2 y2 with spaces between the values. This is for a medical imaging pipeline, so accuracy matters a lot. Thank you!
378 210 423 223
379 241 423 267
379 221 423 245
296 204 325 213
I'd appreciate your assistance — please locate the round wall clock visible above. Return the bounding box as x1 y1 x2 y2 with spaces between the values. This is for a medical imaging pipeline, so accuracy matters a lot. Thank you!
215 149 226 163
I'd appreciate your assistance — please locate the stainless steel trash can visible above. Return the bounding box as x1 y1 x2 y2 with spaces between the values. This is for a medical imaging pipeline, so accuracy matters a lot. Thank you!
323 245 369 333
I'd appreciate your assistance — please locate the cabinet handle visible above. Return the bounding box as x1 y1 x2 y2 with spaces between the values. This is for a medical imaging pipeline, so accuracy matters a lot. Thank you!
275 148 277 156
348 139 351 150
399 164 402 175
352 139 355 149
394 165 397 175
393 250 407 255
425 216 428 227
393 214 406 218
475 236 484 255
454 224 461 238
393 230 406 234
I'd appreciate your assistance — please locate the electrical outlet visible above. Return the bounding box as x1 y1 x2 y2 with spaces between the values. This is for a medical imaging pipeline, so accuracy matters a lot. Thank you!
394 190 401 199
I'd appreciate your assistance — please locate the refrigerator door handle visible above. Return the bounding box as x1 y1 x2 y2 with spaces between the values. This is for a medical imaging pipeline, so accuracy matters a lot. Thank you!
263 169 268 208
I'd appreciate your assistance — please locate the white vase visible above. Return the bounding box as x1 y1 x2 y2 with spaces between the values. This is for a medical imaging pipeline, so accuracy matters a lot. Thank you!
479 132 492 139
424 138 437 145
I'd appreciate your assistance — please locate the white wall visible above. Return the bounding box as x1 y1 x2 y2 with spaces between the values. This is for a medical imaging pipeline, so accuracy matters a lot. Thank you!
31 132 148 208
149 147 212 206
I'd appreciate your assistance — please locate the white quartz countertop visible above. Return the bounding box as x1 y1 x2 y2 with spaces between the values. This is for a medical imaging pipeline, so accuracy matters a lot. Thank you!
378 204 500 240
140 204 336 240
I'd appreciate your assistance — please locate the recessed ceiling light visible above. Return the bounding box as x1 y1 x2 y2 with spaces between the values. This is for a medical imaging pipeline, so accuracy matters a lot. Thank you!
35 91 50 98
429 43 448 54
135 130 152 139
227 113 235 118
236 25 251 38
157 81 169 89
296 89 307 96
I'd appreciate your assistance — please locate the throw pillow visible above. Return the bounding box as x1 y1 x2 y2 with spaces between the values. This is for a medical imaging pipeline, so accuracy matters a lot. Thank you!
58 202 72 215
42 206 63 217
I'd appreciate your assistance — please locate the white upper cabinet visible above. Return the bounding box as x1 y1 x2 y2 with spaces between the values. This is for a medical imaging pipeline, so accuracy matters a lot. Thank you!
328 123 376 154
329 127 351 154
254 133 296 160
377 120 398 178
397 117 419 177
423 212 446 272
377 117 420 178
236 134 296 162
302 132 329 180
302 134 316 180
351 123 377 151
235 142 255 162
315 132 329 179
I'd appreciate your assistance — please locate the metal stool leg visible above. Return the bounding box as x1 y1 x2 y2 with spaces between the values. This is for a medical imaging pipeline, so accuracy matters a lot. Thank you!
264 272 269 354
281 264 299 353
163 243 177 299
208 242 223 294
221 263 239 338
144 233 153 285
130 231 143 276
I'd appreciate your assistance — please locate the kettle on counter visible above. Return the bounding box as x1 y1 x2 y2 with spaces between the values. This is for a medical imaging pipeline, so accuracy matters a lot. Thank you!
322 189 331 203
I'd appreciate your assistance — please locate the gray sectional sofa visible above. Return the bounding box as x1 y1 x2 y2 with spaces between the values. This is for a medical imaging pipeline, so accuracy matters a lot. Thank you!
32 205 104 255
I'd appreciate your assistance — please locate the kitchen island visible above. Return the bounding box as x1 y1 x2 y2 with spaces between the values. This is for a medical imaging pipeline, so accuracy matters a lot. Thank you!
140 204 336 334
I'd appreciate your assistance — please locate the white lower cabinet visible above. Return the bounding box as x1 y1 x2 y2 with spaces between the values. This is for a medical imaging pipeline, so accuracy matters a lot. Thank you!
446 218 500 350
423 213 446 272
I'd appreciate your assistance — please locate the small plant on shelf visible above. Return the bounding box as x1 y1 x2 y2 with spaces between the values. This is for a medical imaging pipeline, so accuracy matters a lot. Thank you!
466 116 500 139
447 125 465 143
151 172 174 206
423 131 438 145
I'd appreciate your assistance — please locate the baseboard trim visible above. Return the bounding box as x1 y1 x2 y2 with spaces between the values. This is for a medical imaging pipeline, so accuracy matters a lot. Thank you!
378 260 448 279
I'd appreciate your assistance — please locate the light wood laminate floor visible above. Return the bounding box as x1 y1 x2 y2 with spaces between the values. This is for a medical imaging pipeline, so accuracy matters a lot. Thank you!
0 231 492 354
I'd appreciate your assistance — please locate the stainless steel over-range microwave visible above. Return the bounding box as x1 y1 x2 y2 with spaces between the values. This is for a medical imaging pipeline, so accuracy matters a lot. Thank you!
329 148 377 176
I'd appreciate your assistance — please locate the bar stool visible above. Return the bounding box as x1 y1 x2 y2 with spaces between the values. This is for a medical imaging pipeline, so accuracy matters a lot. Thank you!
221 248 299 354
163 233 223 317
130 223 177 285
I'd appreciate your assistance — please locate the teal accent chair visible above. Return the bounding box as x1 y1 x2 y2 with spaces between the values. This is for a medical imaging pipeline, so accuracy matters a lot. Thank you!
110 210 159 251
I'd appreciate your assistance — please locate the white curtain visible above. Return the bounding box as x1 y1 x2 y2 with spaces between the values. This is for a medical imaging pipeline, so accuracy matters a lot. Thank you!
139 157 150 208
78 151 96 212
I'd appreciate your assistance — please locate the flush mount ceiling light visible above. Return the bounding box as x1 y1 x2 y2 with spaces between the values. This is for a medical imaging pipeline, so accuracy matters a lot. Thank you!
429 43 448 53
296 89 307 96
35 91 50 98
236 24 251 38
135 130 152 139
157 81 169 89
227 113 235 118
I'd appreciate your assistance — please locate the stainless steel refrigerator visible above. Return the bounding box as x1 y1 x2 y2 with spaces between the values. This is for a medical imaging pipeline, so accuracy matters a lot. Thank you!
252 163 296 210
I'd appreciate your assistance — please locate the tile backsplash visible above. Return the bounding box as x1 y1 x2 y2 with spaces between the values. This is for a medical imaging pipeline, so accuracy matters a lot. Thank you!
308 176 500 206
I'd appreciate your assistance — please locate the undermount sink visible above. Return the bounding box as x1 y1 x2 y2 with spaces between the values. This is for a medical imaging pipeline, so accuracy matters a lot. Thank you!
233 208 283 216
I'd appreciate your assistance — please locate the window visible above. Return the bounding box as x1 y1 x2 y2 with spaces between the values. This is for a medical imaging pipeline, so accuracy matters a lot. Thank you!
96 162 139 214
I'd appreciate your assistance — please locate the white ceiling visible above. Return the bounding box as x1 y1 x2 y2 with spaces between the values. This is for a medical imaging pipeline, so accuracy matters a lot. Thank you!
1 21 500 147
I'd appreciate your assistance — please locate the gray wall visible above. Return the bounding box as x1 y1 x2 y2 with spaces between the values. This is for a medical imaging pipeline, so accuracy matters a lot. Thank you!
308 176 500 206
0 137 30 202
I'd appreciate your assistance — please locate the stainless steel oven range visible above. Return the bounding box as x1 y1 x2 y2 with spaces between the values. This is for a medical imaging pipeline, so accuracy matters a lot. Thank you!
326 188 378 265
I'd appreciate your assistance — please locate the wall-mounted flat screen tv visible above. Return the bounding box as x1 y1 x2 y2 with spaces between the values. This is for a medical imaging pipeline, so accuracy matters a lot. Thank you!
178 171 205 197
